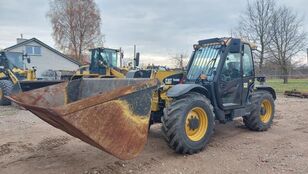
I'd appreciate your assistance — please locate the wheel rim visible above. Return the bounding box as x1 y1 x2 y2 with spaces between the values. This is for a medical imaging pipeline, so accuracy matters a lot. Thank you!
185 107 208 142
259 99 273 123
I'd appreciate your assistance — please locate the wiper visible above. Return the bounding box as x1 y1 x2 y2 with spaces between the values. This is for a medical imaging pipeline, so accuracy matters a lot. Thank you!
206 58 216 68
203 58 216 74
195 58 216 84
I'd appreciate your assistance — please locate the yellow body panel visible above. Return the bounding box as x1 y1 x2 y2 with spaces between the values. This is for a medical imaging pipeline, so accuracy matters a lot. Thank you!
74 65 126 79
110 68 125 78
151 70 181 83
150 71 182 111
75 65 91 75
0 72 5 79
1 67 37 84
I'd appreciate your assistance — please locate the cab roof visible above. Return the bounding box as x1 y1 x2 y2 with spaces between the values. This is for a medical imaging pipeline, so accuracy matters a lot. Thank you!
198 37 256 49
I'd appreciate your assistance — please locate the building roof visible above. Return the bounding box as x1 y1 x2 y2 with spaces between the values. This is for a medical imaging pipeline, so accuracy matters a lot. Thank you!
4 38 82 66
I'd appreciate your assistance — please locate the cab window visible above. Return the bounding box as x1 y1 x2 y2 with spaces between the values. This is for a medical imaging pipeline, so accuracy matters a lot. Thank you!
242 44 254 77
221 53 241 81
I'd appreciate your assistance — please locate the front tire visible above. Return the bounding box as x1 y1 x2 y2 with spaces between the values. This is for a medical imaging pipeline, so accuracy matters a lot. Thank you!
162 92 215 154
243 92 275 131
0 80 13 106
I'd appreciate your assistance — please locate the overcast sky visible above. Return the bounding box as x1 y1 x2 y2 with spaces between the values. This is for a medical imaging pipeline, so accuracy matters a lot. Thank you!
0 0 307 66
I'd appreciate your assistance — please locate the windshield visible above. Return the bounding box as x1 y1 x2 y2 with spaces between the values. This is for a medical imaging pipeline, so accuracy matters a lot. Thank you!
187 44 222 80
91 49 118 67
101 49 118 67
5 52 24 69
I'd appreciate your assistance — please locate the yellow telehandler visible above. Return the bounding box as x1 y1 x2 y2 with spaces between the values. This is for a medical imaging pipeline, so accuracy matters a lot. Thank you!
7 38 276 160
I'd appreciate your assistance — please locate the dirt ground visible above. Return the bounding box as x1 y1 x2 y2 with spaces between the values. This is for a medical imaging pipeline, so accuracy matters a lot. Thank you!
0 95 308 174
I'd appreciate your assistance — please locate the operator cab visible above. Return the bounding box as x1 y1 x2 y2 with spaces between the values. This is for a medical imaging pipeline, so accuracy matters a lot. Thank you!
0 51 26 70
185 38 255 112
89 48 121 75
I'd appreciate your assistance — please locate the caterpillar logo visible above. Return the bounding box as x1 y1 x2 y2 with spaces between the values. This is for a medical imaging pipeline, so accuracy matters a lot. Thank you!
163 73 184 85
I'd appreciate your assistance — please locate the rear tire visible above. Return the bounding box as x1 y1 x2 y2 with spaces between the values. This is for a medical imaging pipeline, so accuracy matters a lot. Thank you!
243 92 275 131
0 80 13 106
162 92 215 154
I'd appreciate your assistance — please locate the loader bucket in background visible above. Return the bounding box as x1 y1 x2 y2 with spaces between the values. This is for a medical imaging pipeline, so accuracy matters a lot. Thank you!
7 78 159 160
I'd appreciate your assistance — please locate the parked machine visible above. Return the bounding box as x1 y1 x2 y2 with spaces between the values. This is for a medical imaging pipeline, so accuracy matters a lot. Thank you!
73 47 127 79
74 46 184 86
8 38 276 160
0 51 62 105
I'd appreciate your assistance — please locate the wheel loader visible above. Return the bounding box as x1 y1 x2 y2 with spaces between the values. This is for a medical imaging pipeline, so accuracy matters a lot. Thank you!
73 47 183 84
7 37 276 160
72 47 128 79
0 51 63 105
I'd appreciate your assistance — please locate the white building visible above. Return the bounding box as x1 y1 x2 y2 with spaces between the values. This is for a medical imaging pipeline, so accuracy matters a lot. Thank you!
4 38 81 78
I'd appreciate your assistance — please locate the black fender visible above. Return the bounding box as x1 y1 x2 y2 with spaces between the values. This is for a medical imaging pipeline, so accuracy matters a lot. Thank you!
166 84 208 98
255 85 277 100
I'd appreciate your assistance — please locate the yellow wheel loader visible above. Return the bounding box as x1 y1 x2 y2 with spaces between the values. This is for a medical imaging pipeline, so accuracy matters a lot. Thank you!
72 47 127 79
7 38 276 160
73 47 183 84
0 51 63 105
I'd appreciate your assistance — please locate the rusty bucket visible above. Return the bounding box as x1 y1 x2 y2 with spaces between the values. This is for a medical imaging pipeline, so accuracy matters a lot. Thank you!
7 78 159 160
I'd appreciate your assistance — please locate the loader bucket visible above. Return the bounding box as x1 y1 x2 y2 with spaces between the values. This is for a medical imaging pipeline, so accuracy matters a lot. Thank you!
7 78 159 160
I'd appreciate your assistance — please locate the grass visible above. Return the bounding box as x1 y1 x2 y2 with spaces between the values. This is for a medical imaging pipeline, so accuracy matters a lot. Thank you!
266 78 308 93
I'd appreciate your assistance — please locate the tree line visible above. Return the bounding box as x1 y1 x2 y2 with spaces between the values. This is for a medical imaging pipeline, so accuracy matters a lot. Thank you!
237 0 306 84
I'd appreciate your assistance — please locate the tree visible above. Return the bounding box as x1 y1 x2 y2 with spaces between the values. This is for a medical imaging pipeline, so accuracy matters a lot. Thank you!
237 0 275 74
47 0 103 63
268 6 307 83
170 53 188 70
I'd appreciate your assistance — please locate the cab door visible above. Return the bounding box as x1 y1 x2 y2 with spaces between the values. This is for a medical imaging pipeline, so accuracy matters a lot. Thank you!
218 51 243 108
241 44 255 103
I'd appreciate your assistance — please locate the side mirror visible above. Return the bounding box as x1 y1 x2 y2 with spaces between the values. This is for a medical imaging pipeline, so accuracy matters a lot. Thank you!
229 38 241 53
135 52 140 67
27 57 31 64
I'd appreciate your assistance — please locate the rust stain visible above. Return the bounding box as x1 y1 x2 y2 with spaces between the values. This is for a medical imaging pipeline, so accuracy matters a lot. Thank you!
62 100 150 159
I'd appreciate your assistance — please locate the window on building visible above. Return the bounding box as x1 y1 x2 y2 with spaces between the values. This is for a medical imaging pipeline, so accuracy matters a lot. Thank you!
25 45 41 55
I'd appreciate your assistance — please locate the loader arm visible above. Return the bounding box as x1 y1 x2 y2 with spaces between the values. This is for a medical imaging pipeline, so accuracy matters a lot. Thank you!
6 69 19 84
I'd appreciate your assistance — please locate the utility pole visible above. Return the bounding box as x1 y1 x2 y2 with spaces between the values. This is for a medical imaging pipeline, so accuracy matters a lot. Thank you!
133 45 136 59
133 45 137 68
119 47 123 68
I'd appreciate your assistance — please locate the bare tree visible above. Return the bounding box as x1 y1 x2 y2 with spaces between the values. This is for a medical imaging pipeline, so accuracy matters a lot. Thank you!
170 53 188 70
237 0 275 74
47 0 103 63
268 6 307 83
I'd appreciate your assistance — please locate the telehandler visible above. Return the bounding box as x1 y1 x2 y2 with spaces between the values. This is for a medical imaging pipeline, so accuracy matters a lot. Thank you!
7 37 276 160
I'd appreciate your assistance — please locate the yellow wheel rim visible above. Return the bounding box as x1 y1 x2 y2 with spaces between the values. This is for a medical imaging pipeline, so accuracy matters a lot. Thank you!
185 107 208 142
260 99 273 123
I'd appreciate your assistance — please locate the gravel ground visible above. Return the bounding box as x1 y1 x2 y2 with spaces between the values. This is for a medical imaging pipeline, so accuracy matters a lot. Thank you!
0 95 308 174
